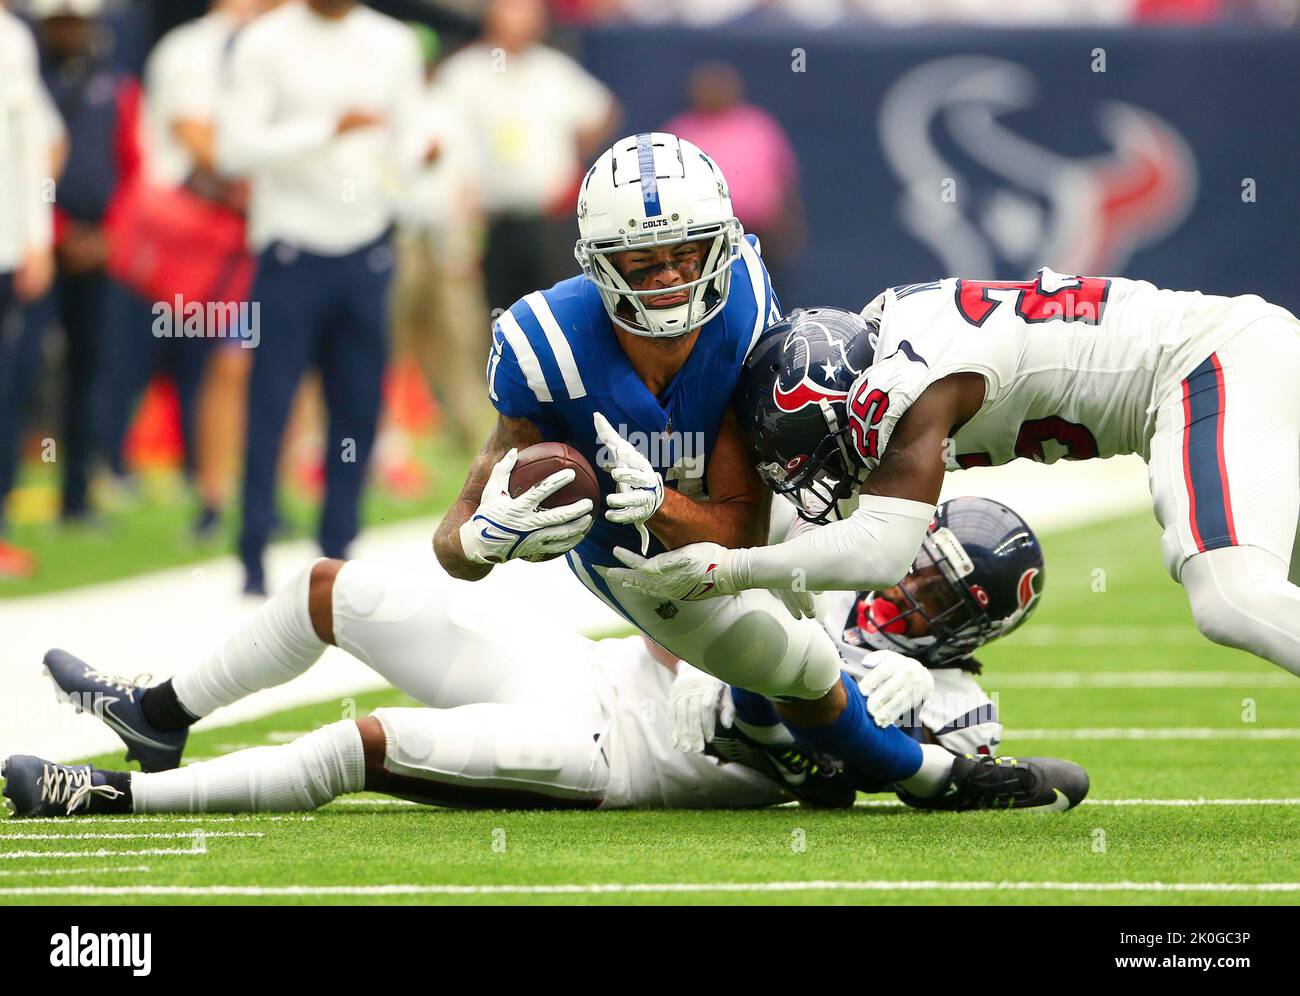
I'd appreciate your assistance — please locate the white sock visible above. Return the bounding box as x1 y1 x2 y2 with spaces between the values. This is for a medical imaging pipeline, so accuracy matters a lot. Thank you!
172 560 326 718
131 721 365 813
733 717 796 746
897 743 956 797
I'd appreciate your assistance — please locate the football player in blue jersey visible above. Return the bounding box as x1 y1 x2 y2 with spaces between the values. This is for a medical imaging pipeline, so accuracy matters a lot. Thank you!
430 133 1073 807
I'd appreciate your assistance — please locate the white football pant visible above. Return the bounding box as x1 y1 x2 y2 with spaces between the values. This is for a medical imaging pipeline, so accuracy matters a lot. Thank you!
1147 308 1300 676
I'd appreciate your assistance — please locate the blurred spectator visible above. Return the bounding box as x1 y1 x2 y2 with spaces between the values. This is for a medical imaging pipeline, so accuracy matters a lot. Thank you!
0 0 55 579
216 0 425 595
662 62 803 289
391 23 492 449
104 0 265 540
619 0 760 26
22 0 142 529
548 0 626 23
437 0 618 313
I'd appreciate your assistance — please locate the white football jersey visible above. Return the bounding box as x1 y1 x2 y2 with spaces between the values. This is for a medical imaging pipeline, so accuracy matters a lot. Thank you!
848 268 1281 470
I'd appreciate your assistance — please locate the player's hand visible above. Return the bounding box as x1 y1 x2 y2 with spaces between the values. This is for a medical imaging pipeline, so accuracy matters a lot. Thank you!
608 544 735 601
593 412 663 555
857 650 933 728
336 110 385 135
773 586 817 620
458 448 594 565
14 245 53 302
669 661 734 754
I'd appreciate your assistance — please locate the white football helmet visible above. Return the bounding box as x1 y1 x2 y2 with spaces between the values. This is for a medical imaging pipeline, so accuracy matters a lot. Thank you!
574 132 743 338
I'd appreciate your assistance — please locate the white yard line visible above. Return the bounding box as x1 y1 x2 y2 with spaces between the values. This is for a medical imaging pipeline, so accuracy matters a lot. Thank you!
855 797 1300 808
1004 627 1205 646
0 878 1295 898
0 848 204 859
9 814 311 825
990 671 1295 688
1007 728 1300 740
0 864 151 878
0 831 262 840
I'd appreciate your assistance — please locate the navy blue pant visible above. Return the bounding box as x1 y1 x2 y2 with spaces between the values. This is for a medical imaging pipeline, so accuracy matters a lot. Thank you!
238 237 392 581
3 269 109 521
98 281 211 480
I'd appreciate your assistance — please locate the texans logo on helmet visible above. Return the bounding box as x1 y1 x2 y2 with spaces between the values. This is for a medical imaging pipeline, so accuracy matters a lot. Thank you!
1016 567 1043 613
771 319 864 413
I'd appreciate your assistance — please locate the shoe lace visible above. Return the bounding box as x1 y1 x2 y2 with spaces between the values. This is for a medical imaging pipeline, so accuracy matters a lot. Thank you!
964 754 1034 803
39 764 123 815
773 746 835 779
82 666 152 702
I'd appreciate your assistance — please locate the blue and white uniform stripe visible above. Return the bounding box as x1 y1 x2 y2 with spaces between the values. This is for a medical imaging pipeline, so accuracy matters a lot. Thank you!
635 132 662 217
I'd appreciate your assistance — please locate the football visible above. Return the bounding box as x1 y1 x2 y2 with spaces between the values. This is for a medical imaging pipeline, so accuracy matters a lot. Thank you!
509 441 601 512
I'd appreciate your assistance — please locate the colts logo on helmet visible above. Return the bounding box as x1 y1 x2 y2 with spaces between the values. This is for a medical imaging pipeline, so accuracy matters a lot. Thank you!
771 323 854 413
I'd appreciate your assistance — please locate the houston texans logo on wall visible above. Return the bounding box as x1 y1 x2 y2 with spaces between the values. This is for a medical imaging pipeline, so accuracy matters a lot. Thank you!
878 56 1197 277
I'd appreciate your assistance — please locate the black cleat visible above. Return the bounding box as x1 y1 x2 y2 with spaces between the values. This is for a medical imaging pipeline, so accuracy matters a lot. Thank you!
898 753 1090 812
706 725 857 808
2 755 127 818
43 648 187 772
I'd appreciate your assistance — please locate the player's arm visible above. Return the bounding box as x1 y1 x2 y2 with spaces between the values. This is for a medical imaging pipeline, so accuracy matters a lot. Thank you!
609 374 982 600
434 415 543 580
434 413 595 583
727 380 962 592
650 409 770 550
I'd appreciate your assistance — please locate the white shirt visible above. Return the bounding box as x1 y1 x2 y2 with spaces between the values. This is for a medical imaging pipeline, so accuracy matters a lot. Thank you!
436 42 612 214
216 2 423 255
143 10 241 189
0 8 54 272
395 80 479 236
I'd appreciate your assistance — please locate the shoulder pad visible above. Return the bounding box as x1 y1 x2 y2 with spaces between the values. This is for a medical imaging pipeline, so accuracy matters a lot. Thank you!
844 341 931 471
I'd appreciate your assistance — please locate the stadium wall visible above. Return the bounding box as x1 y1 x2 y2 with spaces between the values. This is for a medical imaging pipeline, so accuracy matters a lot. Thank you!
578 24 1300 316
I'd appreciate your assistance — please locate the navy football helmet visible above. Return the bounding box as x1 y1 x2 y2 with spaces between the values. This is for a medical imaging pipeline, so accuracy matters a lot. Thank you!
844 497 1045 668
733 307 876 523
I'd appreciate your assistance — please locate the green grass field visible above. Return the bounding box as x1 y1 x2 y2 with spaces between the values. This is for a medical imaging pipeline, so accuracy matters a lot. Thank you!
0 436 475 598
2 511 1298 905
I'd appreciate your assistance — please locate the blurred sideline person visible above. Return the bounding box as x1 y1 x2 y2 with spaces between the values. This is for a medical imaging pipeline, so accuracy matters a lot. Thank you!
437 0 619 313
662 62 803 290
390 23 492 450
11 499 1089 817
112 0 267 538
217 0 426 595
23 0 141 526
0 0 55 579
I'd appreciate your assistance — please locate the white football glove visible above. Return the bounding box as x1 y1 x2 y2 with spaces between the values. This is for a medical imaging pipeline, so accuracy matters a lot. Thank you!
773 586 817 620
608 543 736 601
593 412 664 555
669 661 735 754
458 448 594 565
857 649 934 729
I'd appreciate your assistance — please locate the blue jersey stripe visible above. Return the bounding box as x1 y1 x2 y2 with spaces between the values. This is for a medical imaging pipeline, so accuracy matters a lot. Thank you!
567 551 635 625
636 132 662 217
508 299 569 404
